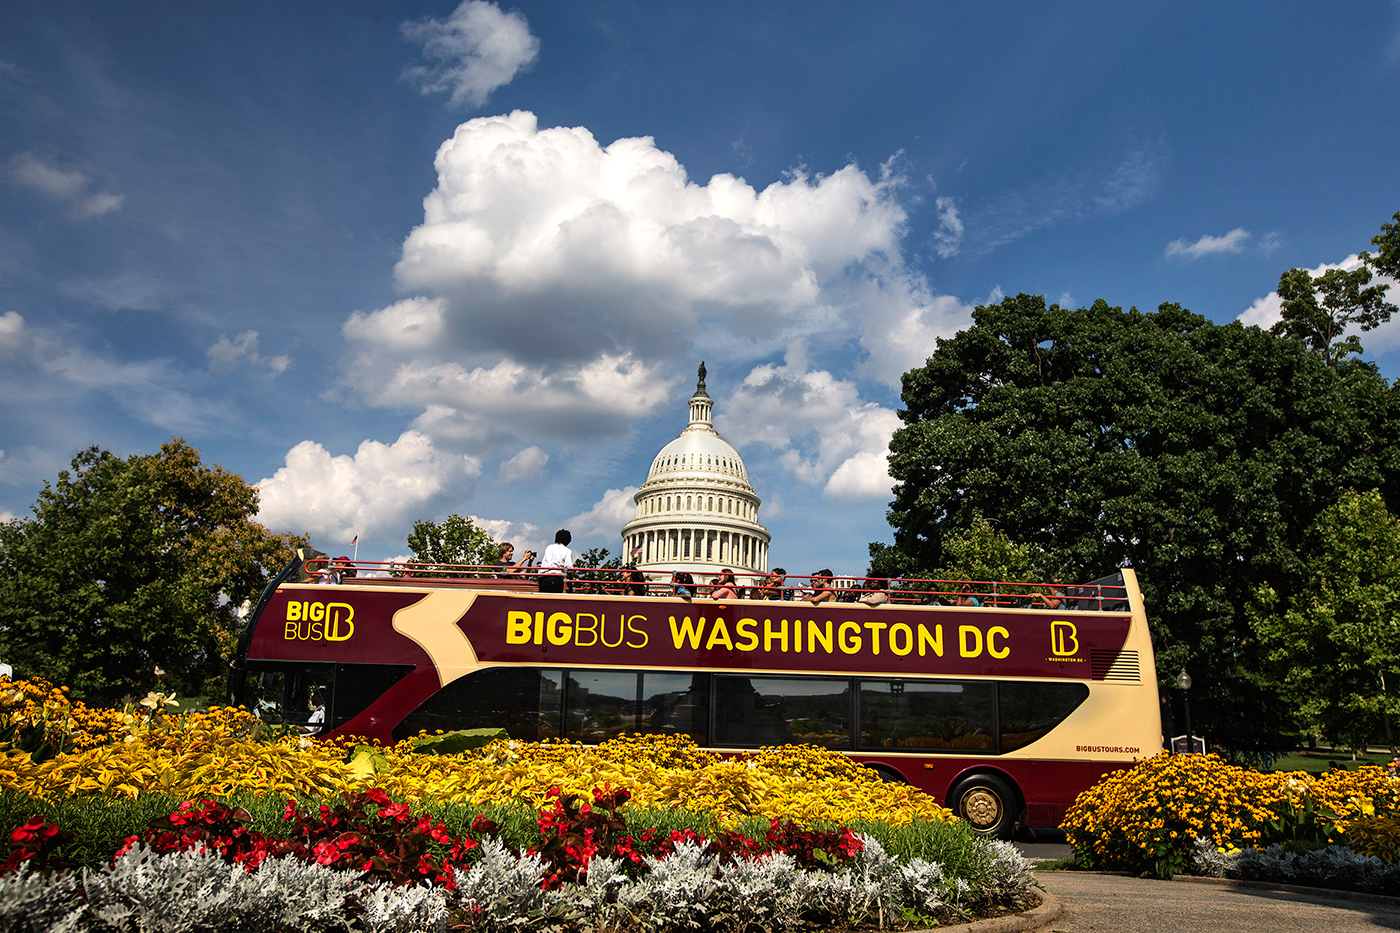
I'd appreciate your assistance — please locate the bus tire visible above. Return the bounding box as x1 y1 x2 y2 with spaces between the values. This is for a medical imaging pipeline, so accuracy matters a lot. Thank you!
950 774 1017 839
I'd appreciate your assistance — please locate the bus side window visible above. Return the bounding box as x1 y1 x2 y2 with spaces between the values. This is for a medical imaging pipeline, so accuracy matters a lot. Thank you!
997 682 1090 752
391 668 564 744
331 664 415 729
715 675 851 749
641 672 709 745
857 680 995 752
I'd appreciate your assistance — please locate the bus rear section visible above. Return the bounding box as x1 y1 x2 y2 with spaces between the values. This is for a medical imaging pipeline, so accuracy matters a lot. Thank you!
232 565 1161 836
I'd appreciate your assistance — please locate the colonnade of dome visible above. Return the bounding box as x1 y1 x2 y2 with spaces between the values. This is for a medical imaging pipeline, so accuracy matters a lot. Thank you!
619 365 771 578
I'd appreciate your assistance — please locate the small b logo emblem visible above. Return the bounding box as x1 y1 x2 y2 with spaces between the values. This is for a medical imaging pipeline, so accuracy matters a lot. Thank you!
1050 621 1078 656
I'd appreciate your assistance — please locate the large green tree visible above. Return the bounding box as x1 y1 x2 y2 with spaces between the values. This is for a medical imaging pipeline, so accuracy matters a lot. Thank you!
404 513 499 570
872 295 1400 751
0 439 304 704
1251 490 1400 753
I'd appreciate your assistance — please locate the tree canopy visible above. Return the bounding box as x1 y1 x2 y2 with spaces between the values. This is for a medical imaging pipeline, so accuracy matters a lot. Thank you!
1250 489 1400 753
404 513 499 569
871 295 1400 751
0 440 304 704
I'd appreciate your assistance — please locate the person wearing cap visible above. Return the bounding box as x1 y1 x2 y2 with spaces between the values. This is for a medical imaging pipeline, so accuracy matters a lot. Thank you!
324 556 355 585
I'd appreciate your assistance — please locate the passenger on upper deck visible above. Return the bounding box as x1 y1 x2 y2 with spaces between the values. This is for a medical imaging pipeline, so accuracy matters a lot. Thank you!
808 569 837 605
626 567 649 596
323 556 354 585
1031 579 1066 610
759 568 790 600
857 577 890 606
538 530 574 594
494 542 534 575
956 584 981 607
709 568 739 600
672 571 695 600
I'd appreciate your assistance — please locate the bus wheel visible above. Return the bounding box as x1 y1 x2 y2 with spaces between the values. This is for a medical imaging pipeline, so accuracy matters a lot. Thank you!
951 775 1016 838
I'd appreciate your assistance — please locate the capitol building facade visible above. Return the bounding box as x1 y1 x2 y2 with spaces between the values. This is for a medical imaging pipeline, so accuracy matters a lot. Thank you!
620 365 771 578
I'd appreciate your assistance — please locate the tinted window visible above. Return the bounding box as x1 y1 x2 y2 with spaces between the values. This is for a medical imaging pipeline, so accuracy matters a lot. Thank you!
392 668 563 743
858 679 995 752
244 663 333 732
998 681 1090 751
641 673 709 744
567 671 641 742
715 676 851 749
331 664 415 729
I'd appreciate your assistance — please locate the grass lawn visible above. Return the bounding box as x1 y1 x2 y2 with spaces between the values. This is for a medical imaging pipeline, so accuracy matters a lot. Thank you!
1266 747 1398 773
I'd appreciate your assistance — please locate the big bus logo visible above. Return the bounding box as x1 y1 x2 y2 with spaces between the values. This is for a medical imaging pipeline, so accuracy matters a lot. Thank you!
284 601 355 642
1050 621 1079 656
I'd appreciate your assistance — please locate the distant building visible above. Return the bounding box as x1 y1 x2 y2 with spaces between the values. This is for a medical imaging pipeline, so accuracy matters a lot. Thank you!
620 364 771 579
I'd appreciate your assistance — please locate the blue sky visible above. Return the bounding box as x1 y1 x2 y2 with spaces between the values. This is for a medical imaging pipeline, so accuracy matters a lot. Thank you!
2 1 1398 577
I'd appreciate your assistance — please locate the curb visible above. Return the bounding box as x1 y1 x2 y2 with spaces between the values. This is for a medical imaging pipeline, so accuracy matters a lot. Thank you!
918 889 1062 933
1170 874 1400 907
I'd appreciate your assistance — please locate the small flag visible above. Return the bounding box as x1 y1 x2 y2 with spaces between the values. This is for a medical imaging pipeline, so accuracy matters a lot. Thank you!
350 534 358 547
630 546 643 557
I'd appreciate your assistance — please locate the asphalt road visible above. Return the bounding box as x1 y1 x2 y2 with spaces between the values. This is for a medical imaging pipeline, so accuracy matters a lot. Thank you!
1034 872 1400 932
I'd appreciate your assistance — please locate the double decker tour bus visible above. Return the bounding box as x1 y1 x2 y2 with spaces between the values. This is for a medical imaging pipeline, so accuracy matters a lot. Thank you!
230 558 1161 837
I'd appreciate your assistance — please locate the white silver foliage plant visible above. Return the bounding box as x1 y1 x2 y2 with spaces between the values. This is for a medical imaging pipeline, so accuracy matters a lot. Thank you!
1190 837 1400 895
0 864 86 933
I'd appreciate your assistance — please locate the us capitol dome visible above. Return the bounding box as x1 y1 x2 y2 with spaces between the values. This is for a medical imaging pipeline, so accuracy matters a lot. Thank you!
620 363 771 578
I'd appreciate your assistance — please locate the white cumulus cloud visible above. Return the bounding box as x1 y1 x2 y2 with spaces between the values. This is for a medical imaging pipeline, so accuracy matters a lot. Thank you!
207 330 290 378
499 445 548 483
1166 228 1251 259
344 111 962 446
256 430 481 544
9 153 125 219
402 0 539 108
565 487 641 540
717 351 898 502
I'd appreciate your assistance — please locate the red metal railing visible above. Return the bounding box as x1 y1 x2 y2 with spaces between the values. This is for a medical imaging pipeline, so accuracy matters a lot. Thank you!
297 557 1125 610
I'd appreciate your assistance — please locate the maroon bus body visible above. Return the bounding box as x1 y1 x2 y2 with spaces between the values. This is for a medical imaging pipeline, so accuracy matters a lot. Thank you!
238 577 1155 828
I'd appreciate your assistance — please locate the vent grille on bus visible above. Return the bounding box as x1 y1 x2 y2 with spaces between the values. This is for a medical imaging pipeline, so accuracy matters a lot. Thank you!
1090 649 1140 682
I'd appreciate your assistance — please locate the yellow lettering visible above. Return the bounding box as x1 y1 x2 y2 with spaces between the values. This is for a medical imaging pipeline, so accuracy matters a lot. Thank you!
988 625 1010 659
310 620 324 640
670 616 706 650
794 619 803 653
547 612 572 646
705 618 734 651
864 621 888 655
809 620 833 654
601 614 626 648
889 622 913 656
625 615 649 649
309 602 326 623
959 625 983 658
284 621 297 640
506 610 533 645
574 612 599 647
1051 621 1079 656
764 618 789 653
839 620 862 654
534 611 545 645
918 623 943 657
325 603 354 641
287 601 302 621
735 618 759 652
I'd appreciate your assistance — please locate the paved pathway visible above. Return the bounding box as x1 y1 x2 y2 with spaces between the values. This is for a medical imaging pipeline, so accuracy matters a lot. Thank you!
1034 872 1400 932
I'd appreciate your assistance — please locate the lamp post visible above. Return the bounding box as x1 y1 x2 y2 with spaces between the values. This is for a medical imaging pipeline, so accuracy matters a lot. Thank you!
1176 669 1193 754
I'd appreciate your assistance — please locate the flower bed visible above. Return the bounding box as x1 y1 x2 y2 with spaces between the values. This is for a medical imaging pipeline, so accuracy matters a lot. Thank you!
0 677 1040 930
1062 751 1400 878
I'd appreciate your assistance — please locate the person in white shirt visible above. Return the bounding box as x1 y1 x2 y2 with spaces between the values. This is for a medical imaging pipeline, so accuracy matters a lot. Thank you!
538 529 574 593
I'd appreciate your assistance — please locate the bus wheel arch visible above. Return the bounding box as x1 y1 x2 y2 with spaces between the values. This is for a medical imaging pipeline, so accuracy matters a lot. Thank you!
864 763 908 784
947 770 1022 839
